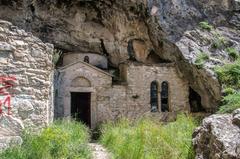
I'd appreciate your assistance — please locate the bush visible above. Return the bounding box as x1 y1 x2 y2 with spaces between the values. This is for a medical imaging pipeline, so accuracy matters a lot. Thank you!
211 36 227 49
218 92 240 113
100 114 197 159
214 57 240 113
0 120 91 159
194 52 209 69
214 59 240 89
223 87 236 95
199 21 213 31
226 47 239 61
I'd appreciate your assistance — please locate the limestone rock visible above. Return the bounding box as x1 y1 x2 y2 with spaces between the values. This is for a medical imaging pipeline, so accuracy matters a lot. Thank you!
0 42 15 52
233 109 240 127
0 114 24 136
0 136 22 150
193 110 240 159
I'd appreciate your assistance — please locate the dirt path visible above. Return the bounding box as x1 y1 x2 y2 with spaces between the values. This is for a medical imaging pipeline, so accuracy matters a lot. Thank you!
89 143 112 159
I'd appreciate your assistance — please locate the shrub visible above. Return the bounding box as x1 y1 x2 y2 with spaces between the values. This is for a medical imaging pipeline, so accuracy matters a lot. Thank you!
199 21 213 31
214 58 240 113
218 92 240 113
100 114 197 159
226 47 239 61
0 120 91 159
214 59 240 89
194 52 209 69
211 36 227 49
223 87 236 95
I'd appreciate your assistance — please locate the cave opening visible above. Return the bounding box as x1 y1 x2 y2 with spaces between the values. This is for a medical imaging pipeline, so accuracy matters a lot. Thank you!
189 87 206 112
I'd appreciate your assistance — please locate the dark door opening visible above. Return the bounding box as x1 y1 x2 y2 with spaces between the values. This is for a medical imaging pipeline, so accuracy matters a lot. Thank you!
71 92 91 127
189 87 206 112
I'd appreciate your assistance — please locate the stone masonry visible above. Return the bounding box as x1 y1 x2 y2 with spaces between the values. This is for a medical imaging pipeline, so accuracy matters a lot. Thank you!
56 55 189 127
0 20 53 149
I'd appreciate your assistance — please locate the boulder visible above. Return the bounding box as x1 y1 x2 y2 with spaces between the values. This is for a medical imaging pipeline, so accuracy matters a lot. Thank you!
193 109 240 159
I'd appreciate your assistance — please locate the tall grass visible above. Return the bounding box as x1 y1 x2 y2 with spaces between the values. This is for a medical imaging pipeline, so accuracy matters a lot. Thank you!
215 59 240 89
0 120 91 159
194 51 209 69
218 92 240 113
100 114 197 159
215 59 240 113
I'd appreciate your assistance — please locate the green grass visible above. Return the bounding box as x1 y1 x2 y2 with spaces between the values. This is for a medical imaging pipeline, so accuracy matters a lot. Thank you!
218 92 240 113
214 59 240 89
214 58 240 113
0 120 91 159
194 52 209 69
100 114 197 159
223 87 236 95
199 21 213 31
211 36 227 49
226 47 239 61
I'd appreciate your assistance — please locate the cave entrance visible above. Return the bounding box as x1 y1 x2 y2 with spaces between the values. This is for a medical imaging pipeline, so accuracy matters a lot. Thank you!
189 87 205 112
71 92 91 127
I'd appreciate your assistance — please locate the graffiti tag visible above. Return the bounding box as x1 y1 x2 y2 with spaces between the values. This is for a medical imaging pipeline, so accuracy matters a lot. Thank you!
0 76 16 115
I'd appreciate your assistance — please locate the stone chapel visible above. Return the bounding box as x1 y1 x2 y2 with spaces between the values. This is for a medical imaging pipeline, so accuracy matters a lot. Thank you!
55 52 192 128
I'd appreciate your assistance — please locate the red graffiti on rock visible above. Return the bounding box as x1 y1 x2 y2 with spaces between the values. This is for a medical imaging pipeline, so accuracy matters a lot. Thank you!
0 76 17 115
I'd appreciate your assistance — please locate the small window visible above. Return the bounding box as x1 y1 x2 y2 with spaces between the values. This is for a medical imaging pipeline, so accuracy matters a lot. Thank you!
84 56 89 63
161 81 169 112
150 81 159 112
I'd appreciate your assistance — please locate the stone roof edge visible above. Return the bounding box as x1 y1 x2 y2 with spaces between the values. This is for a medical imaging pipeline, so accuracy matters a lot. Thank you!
58 60 113 77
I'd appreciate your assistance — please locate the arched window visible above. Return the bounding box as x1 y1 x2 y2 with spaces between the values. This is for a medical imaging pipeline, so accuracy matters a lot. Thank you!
150 81 159 112
161 81 169 112
84 56 89 63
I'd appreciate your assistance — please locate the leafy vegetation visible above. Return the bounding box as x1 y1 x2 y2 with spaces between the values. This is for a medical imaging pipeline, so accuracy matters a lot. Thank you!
194 52 209 69
214 59 240 89
226 47 239 61
199 21 213 31
52 49 62 66
100 114 197 159
211 36 227 49
215 58 240 113
223 87 236 95
218 92 240 113
0 120 91 159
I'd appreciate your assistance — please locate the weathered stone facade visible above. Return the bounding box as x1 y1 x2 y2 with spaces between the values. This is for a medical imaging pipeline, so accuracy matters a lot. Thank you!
56 54 189 128
0 20 53 149
55 60 112 128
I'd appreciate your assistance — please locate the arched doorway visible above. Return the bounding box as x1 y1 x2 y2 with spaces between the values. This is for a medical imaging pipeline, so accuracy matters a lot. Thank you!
70 77 91 126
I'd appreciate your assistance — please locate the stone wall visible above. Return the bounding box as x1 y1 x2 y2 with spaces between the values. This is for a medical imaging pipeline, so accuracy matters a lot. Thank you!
125 62 189 112
114 62 190 120
0 20 53 149
101 62 189 122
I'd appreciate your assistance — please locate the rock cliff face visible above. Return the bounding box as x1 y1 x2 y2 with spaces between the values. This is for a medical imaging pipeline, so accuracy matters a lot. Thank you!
0 0 239 111
193 109 240 159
